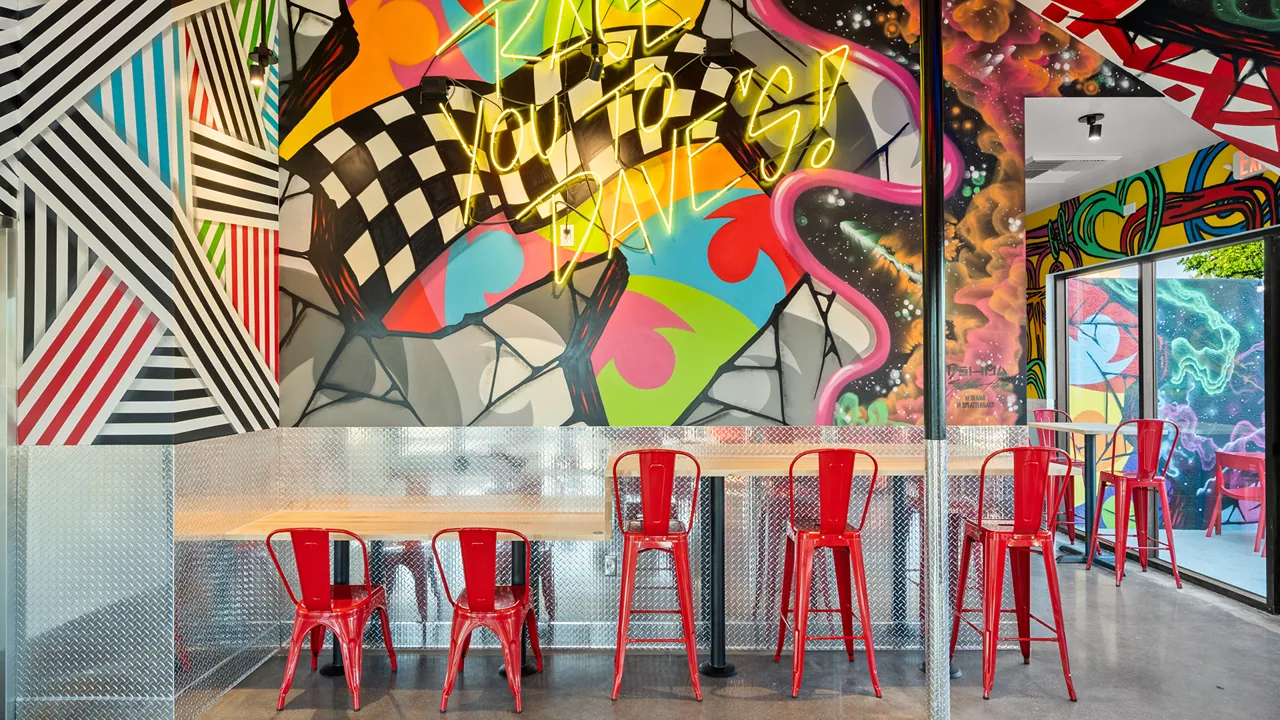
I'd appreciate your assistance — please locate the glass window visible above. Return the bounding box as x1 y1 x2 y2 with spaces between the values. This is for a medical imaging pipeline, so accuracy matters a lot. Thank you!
1065 266 1140 425
1155 242 1265 597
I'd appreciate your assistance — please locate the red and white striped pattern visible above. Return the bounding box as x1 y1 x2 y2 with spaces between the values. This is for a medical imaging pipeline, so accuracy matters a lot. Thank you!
17 265 162 445
184 26 219 131
225 226 279 376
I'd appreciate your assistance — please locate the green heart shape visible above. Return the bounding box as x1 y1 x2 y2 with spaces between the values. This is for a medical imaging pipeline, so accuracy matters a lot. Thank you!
1073 169 1166 260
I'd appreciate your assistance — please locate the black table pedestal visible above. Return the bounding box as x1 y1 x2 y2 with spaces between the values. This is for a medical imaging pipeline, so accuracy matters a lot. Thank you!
699 475 736 678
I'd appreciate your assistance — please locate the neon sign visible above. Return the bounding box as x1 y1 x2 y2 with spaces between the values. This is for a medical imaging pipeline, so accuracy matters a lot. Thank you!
433 4 849 284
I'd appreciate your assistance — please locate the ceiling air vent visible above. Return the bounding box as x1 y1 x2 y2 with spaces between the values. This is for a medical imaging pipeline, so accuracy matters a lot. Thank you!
1025 155 1121 183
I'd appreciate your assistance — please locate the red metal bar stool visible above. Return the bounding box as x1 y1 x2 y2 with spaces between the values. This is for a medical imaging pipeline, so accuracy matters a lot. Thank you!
773 448 882 699
610 449 702 701
432 526 542 713
1086 419 1183 587
266 528 397 711
949 446 1077 701
1032 408 1085 543
1207 451 1267 556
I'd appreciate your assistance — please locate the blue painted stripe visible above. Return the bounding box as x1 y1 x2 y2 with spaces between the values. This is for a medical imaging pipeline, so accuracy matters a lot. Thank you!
110 68 127 146
131 49 149 169
151 33 170 188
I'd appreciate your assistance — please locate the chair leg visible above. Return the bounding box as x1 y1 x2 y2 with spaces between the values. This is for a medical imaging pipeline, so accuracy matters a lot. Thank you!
278 620 311 710
791 537 816 698
1113 483 1131 586
309 626 325 671
1009 547 1032 664
526 608 544 672
458 631 472 671
440 615 471 713
1256 496 1267 554
335 623 364 712
672 538 703 701
377 606 397 671
1206 488 1223 537
981 536 1007 700
1133 489 1150 571
1086 481 1108 569
612 537 640 700
850 537 881 698
832 547 856 662
1156 484 1183 589
949 534 974 661
497 619 524 713
774 535 795 661
1041 539 1077 701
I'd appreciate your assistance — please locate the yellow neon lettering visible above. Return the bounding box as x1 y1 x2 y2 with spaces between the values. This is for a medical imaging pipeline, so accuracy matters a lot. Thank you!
548 0 591 69
640 0 689 50
578 62 660 118
439 103 486 223
489 107 525 173
683 103 740 212
626 128 680 237
746 66 801 183
514 171 603 286
528 100 560 162
605 180 645 257
637 71 675 134
817 46 849 125
499 0 544 62
808 137 835 168
435 0 502 56
606 34 634 65
736 68 754 96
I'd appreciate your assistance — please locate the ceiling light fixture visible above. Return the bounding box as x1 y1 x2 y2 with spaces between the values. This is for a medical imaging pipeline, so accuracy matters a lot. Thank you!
247 4 278 88
585 0 604 81
1079 113 1104 142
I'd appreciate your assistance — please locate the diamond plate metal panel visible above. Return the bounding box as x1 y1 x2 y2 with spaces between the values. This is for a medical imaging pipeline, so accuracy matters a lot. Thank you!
173 431 286 720
8 424 1038 719
11 445 176 720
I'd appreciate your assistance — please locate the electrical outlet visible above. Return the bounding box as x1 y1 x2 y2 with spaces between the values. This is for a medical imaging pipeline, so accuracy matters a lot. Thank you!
559 225 575 248
603 555 618 576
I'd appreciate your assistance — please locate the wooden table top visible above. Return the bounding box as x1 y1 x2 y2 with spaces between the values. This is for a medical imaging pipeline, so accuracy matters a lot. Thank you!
1027 421 1136 437
611 444 1068 477
179 495 612 542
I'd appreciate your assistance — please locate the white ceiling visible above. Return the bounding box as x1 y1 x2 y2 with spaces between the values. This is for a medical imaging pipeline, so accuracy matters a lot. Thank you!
1024 96 1222 213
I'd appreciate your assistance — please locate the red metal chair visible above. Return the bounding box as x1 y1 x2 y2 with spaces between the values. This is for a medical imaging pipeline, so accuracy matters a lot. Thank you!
611 449 702 701
1207 451 1267 556
1032 408 1085 543
950 446 1077 701
266 528 397 711
773 448 882 699
1086 419 1183 587
432 526 542 713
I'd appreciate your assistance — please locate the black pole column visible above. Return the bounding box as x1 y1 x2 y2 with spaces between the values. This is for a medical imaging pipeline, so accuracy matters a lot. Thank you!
919 0 951 716
699 475 736 677
1265 233 1279 614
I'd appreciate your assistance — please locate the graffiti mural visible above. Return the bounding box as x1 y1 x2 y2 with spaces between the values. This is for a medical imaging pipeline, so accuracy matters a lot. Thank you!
1 0 281 445
277 0 1144 427
1020 0 1280 168
1026 141 1279 398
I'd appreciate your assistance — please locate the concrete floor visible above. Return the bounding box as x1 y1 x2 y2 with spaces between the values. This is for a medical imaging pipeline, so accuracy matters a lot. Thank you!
1171 525 1267 597
202 562 1280 719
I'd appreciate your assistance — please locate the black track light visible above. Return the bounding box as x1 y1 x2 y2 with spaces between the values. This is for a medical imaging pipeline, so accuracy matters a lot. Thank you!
1079 113 1104 142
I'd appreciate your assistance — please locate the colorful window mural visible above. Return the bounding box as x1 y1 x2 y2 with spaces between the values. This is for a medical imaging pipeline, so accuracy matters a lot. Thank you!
1026 142 1280 401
